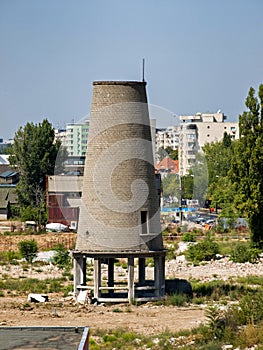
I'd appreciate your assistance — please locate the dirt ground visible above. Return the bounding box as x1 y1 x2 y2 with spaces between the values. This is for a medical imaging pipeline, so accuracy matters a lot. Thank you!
0 297 205 335
0 263 206 335
0 228 262 336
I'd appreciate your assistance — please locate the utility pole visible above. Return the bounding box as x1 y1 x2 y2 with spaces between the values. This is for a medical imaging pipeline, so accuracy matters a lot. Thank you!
179 174 183 225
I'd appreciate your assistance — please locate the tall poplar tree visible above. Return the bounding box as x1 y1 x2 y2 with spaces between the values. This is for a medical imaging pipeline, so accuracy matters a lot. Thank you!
9 119 62 222
230 84 263 248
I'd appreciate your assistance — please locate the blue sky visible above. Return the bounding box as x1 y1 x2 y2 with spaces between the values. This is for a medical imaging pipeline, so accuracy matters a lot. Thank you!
1 0 263 139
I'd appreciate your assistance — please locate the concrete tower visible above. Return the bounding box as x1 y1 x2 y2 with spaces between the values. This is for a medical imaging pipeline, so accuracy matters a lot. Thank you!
73 81 166 303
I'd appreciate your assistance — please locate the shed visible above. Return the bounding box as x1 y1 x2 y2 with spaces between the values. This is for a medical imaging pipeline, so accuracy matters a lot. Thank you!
0 186 17 220
0 170 19 184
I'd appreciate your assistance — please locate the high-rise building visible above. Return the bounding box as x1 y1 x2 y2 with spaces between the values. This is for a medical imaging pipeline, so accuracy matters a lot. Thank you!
66 120 89 157
155 112 238 175
54 128 67 146
155 126 180 163
179 112 238 175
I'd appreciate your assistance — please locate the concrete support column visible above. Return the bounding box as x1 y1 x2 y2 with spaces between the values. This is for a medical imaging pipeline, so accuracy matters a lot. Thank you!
161 255 166 297
128 257 134 303
154 255 163 298
81 256 87 286
73 256 81 294
73 255 87 293
138 257 146 285
94 258 101 300
108 258 114 296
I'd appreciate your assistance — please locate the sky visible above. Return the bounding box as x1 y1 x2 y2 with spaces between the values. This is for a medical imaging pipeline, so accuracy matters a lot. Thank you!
0 0 263 140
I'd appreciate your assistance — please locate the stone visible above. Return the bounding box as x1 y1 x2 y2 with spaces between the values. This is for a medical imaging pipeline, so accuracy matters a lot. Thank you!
27 293 48 303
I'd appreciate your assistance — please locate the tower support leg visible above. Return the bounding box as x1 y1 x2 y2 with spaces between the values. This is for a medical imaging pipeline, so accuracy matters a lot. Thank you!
108 258 114 296
128 257 134 303
138 257 146 285
94 258 101 300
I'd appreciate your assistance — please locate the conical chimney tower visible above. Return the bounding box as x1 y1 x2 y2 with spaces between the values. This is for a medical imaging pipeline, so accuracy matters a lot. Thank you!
73 81 166 303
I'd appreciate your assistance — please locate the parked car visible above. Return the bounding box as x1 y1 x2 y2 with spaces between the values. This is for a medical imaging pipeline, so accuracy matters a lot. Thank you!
195 217 206 225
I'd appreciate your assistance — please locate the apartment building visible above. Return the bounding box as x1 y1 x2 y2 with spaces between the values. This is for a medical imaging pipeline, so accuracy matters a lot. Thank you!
0 138 13 153
155 125 180 163
155 112 239 175
179 112 239 175
54 128 67 146
66 120 89 157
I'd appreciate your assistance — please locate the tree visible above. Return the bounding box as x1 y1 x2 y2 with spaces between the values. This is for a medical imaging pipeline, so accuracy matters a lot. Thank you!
9 119 63 222
203 132 234 183
52 244 71 270
203 133 236 213
163 146 178 160
181 173 194 200
156 146 178 162
162 173 179 200
18 239 38 263
189 152 209 208
169 149 178 161
229 84 263 248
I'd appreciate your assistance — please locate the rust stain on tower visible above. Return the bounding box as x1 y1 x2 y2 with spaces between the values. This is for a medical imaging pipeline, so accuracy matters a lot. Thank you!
73 81 166 303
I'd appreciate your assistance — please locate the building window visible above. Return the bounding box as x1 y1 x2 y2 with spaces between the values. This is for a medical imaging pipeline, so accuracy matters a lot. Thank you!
141 211 148 234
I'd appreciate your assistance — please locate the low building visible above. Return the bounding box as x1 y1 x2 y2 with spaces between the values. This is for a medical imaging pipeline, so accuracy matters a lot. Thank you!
47 171 162 230
0 170 19 185
156 156 179 177
0 185 17 220
46 175 83 230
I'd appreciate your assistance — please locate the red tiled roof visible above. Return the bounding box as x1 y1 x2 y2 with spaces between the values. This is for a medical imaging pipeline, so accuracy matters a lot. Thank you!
156 157 179 173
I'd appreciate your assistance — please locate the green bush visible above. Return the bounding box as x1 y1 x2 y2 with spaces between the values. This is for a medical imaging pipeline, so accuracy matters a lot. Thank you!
165 244 177 260
232 290 263 326
185 238 219 263
230 244 260 263
181 232 196 242
168 293 188 306
0 277 66 294
52 244 71 269
0 251 21 264
18 239 38 263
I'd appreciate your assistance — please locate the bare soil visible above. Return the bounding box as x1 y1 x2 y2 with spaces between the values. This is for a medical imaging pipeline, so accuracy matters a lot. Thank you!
0 228 262 335
0 297 205 335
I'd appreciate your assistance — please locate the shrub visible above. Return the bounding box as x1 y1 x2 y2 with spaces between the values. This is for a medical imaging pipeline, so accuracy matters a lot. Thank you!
232 290 263 326
230 244 260 263
165 244 177 260
18 239 38 263
168 293 188 306
182 232 196 242
0 251 21 264
185 238 219 263
52 244 71 269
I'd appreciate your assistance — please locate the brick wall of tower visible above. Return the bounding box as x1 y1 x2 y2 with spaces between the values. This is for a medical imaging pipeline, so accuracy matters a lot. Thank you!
76 81 163 252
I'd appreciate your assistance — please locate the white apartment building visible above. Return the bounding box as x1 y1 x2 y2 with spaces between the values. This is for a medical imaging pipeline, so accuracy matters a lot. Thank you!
155 112 239 175
155 125 180 162
179 112 239 175
54 129 67 146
